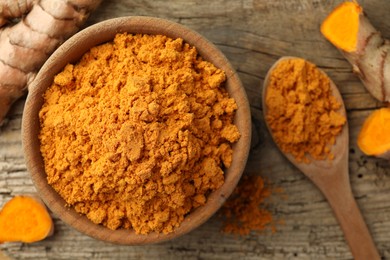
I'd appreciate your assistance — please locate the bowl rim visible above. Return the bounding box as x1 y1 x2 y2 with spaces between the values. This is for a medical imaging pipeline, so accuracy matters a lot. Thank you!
22 16 251 245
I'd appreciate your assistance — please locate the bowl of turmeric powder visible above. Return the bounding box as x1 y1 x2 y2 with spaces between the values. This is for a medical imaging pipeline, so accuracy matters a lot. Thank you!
22 17 251 244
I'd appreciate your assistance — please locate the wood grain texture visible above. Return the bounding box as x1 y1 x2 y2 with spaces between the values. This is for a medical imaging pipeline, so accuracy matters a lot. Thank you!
1 0 390 259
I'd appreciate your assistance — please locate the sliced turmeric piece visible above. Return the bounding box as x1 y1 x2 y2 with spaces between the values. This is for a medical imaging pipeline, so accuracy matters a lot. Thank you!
0 196 54 243
357 108 390 156
320 1 362 52
321 1 390 102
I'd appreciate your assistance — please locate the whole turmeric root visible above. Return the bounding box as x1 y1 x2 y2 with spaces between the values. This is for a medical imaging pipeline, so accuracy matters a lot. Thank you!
0 195 54 243
0 0 101 125
321 1 390 103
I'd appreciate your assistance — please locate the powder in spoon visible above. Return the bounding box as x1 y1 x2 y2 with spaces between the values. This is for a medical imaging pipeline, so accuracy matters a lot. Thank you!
265 58 346 163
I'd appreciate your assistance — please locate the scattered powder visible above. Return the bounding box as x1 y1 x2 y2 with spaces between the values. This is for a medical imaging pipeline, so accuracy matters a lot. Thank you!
220 175 274 236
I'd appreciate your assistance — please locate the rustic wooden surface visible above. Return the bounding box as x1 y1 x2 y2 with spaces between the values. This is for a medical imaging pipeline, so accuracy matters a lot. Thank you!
1 0 390 259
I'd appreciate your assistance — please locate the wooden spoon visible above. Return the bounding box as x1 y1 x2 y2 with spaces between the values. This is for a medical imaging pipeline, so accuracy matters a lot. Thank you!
262 57 380 260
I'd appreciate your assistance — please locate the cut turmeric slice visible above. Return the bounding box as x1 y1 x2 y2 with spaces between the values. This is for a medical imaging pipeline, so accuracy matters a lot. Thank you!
0 196 54 243
321 1 362 52
357 108 390 156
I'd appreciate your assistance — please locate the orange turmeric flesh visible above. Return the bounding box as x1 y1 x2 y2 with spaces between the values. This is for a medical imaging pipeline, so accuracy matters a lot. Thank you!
358 108 390 156
0 196 53 243
321 1 362 52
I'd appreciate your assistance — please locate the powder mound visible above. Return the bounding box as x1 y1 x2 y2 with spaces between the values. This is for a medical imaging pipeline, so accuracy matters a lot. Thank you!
39 33 240 234
265 58 346 163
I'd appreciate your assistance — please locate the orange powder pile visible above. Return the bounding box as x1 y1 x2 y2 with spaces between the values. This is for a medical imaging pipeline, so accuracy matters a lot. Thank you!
220 175 273 236
39 33 240 234
265 58 346 162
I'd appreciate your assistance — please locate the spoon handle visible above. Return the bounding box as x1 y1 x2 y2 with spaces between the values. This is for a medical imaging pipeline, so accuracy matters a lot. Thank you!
318 175 380 260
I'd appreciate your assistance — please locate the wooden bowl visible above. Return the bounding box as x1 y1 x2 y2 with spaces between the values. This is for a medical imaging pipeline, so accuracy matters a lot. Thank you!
22 17 251 245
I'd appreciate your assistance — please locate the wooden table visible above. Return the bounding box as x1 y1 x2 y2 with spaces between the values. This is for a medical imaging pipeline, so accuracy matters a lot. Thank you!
1 0 390 259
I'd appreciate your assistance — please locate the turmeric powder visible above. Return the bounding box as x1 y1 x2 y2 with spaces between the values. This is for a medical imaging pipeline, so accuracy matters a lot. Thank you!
220 175 273 236
265 58 346 162
39 33 240 234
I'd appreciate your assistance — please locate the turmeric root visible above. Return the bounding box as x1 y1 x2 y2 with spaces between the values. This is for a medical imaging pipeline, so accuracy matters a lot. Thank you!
321 1 390 102
0 0 101 125
0 195 54 243
357 108 390 159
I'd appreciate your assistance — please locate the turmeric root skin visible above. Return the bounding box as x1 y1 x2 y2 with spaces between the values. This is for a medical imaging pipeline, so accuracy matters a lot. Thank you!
0 0 101 125
321 1 390 103
0 195 54 243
